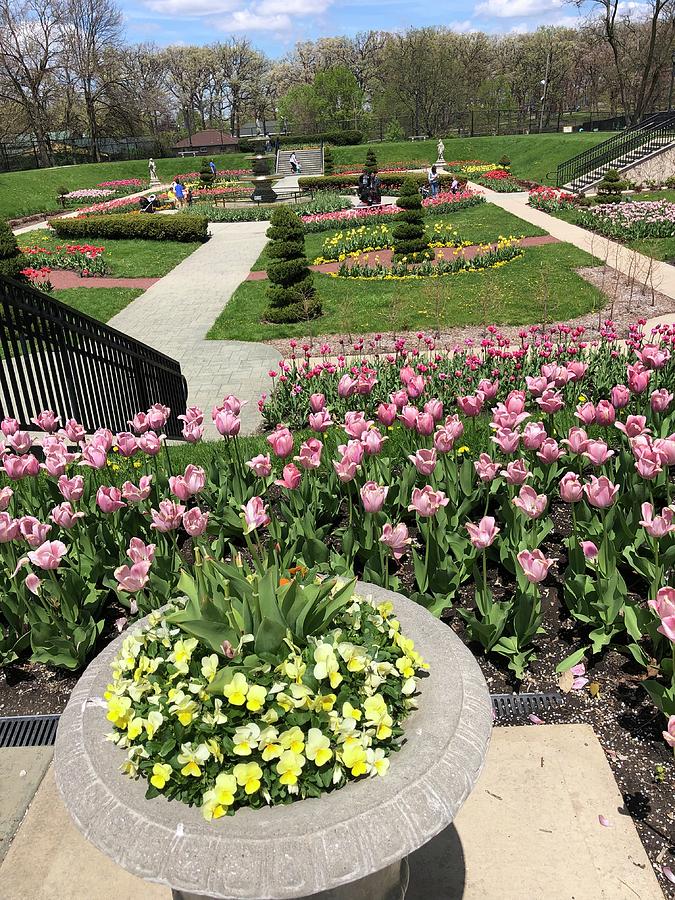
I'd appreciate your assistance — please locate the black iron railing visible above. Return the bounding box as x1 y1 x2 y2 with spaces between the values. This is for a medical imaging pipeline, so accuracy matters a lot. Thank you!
0 275 188 437
556 112 675 189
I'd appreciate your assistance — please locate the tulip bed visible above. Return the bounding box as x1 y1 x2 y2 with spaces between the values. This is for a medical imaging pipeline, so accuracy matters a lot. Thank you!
575 200 675 241
19 243 107 277
314 221 464 264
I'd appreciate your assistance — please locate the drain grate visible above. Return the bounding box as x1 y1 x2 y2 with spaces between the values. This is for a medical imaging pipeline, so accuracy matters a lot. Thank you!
0 714 60 749
491 692 564 721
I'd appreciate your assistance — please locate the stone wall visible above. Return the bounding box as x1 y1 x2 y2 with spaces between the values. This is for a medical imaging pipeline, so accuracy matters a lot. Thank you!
620 144 675 185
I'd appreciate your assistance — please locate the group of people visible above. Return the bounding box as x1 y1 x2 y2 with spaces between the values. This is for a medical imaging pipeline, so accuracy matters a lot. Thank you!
357 169 382 206
424 166 460 198
169 178 192 208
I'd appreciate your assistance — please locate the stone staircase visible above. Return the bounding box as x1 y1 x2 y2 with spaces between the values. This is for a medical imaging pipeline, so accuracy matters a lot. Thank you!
275 148 323 176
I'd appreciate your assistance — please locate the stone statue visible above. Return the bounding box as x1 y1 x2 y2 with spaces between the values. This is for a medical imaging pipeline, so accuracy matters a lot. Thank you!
148 158 157 181
437 139 445 162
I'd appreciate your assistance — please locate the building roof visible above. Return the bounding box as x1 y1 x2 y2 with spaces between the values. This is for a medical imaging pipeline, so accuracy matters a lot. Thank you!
173 130 239 149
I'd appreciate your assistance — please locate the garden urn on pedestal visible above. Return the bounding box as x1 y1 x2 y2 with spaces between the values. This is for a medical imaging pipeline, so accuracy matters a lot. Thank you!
54 583 492 900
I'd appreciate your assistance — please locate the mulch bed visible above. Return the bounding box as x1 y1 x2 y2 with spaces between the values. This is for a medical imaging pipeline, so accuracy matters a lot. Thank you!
45 271 158 290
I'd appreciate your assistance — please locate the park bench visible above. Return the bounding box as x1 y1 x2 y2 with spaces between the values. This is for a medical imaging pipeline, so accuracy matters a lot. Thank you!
409 134 428 141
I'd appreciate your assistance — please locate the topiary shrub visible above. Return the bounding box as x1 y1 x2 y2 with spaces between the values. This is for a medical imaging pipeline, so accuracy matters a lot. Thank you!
0 218 26 280
263 206 321 324
323 145 334 176
392 178 432 262
498 155 511 169
364 148 377 175
199 160 216 186
596 169 626 202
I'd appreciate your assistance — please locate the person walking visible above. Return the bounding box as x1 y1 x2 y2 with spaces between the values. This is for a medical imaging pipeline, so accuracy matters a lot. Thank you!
209 160 216 176
174 178 186 208
289 151 299 174
428 164 440 198
370 169 382 205
451 176 459 195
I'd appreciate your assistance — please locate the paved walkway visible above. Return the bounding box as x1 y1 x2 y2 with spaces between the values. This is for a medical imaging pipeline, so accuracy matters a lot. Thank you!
107 221 277 435
42 272 159 290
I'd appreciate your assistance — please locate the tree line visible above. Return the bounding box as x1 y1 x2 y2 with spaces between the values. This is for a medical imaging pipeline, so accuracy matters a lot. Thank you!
0 0 673 167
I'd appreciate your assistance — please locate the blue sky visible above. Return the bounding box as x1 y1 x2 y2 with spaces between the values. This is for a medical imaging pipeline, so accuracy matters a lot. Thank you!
122 0 595 54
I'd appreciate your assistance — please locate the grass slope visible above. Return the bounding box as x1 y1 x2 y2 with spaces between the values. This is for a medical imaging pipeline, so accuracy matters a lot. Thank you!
208 242 603 342
53 287 143 322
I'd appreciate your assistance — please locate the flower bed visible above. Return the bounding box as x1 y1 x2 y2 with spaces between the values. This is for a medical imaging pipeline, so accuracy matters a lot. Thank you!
19 243 107 276
528 187 576 212
75 196 146 216
63 189 115 201
476 170 523 192
314 221 463 263
97 179 143 190
575 200 675 240
175 168 249 180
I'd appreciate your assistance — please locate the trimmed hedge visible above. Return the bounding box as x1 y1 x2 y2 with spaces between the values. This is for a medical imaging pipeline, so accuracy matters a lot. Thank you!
0 218 26 280
299 172 466 192
50 213 209 243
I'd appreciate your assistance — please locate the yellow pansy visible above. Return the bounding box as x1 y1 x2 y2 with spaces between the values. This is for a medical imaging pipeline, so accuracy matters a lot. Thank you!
341 738 368 777
150 763 173 790
206 737 224 763
305 728 333 767
396 655 415 679
279 726 305 754
276 749 305 786
126 716 144 740
337 642 368 673
106 695 131 727
168 690 199 726
342 701 362 722
313 642 343 689
245 684 267 712
202 698 228 727
222 672 248 706
201 772 237 820
367 748 390 777
200 654 219 682
377 601 394 618
280 655 306 681
259 726 282 761
168 638 198 674
233 761 263 795
311 693 337 713
177 742 210 777
363 694 393 740
232 723 260 756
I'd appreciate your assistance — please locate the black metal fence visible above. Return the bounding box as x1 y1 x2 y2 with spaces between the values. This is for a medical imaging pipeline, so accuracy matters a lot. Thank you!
0 276 188 438
0 135 169 173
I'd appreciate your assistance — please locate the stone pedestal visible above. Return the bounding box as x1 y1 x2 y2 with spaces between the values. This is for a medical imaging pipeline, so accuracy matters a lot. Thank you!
54 583 492 900
149 178 161 188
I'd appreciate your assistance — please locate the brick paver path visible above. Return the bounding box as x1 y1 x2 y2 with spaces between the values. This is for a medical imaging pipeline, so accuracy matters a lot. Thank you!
107 221 277 436
45 271 159 290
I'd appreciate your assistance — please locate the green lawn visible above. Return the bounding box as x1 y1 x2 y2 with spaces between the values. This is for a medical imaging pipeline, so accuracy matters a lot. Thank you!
0 151 248 221
208 242 603 342
251 204 547 271
17 232 201 277
333 133 610 185
53 287 143 322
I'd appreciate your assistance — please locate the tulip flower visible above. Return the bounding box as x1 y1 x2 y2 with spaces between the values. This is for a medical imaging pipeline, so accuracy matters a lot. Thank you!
92 428 114 451
505 459 530 485
178 406 204 426
650 389 673 414
362 428 387 456
376 403 397 427
566 361 588 382
241 497 270 534
583 475 619 509
115 432 138 458
457 394 484 417
0 513 19 543
615 415 648 439
390 389 408 409
638 344 670 370
147 406 169 431
267 426 294 458
595 400 616 427
25 573 41 595
559 472 583 503
129 412 150 434
213 407 240 437
57 475 84 502
525 375 550 397
408 486 449 517
562 426 589 455
648 586 675 642
150 499 185 532
79 443 107 469
634 448 662 480
639 503 675 539
3 454 39 480
183 507 209 537
407 375 425 399
408 448 437 476
424 399 444 422
0 486 12 512
380 522 412 560
295 438 323 470
536 389 564 414
32 410 59 432
627 362 650 394
522 422 547 450
1 417 19 436
583 440 614 467
127 538 156 564
221 396 243 415
444 414 465 443
27 540 67 570
309 409 332 433
344 411 371 440
275 463 302 489
477 379 498 400
50 502 84 529
333 457 360 483
246 454 272 478
182 418 205 443
360 481 388 513
433 424 456 454
7 431 31 454
399 405 419 430
580 541 599 560
19 517 51 548
610 384 630 409
338 374 357 398
513 485 548 519
575 402 596 426
416 412 435 436
536 439 563 465
517 549 553 583
96 486 125 513
138 432 162 456
474 453 500 482
663 716 675 749
466 516 500 550
122 476 153 503
114 560 151 592
491 427 520 455
309 393 326 413
541 363 570 386
654 436 675 466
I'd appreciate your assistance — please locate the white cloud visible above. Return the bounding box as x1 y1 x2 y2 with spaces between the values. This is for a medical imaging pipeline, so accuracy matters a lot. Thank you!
220 8 292 29
145 0 238 15
447 19 476 33
256 0 331 13
475 0 563 17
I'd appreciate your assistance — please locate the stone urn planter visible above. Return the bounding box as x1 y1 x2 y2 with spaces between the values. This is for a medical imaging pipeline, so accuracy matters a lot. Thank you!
55 583 492 900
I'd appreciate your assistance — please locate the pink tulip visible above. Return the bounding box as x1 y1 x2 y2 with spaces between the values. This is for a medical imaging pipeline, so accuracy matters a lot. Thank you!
457 393 484 417
424 399 444 422
583 440 614 467
168 465 205 498
122 475 153 502
517 549 553 583
213 407 240 437
474 453 501 482
663 716 675 748
407 375 425 399
648 586 675 642
50 502 84 529
639 502 675 539
650 389 673 414
338 374 357 398
309 393 326 413
344 411 371 440
58 475 84 502
295 437 323 470
95 485 125 513
512 485 548 519
246 454 272 478
376 402 397 427
575 402 596 426
140 432 163 456
522 422 547 450
0 486 12 512
147 407 168 431
2 454 36 480
491 404 529 430
127 538 156 564
536 389 564 414
580 541 599 560
309 409 332 433
390 389 408 409
362 428 387 456
627 362 651 394
42 451 74 478
615 415 648 439
595 400 616 426
466 516 500 550
360 481 389 513
505 459 530 485
583 475 619 509
416 412 435 436
0 513 19 543
444 414 465 443
541 363 570 387
267 426 294 458
559 472 583 503
637 344 670 370
491 427 520 455
504 391 527 414
433 424 456 454
114 560 151 592
114 432 137 458
333 457 359 483
19 517 51 547
25 573 41 595
610 384 630 409
634 448 662 480
1 417 19 436
32 410 59 432
7 431 31 454
129 412 150 434
42 435 66 454
151 499 185 532
79 443 107 469
477 379 499 400
220 396 242 415
566 361 588 382
537 438 563 465
399 405 419 430
241 496 270 533
408 448 437 475
408 486 449 517
182 420 204 443
380 522 412 560
525 375 550 397
93 427 114 451
28 539 67 570
178 406 204 426
183 507 209 537
562 426 589 455
338 440 364 465
399 365 415 386
654 436 675 466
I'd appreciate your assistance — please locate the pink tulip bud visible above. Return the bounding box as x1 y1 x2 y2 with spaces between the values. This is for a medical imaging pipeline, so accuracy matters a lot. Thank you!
634 448 663 480
595 400 616 426
583 440 614 467
505 459 530 485
146 408 167 431
457 393 484 417
213 407 240 437
491 427 520 455
399 405 419 430
380 522 412 560
344 411 371 440
566 361 588 382
338 374 357 398
444 414 465 443
0 512 19 543
32 410 59 432
267 426 294 458
246 454 272 478
295 437 323 470
433 424 455 454
504 391 527 414
466 516 500 550
362 428 387 456
575 402 596 426
559 472 583 503
376 402 397 427
562 426 589 455
7 431 31 454
139 432 163 456
114 560 151 592
648 586 675 642
416 412 434 436
309 393 326 413
0 486 12 512
536 438 563 465
474 453 501 481
129 412 150 434
150 499 185 532
525 375 551 398
50 502 84 529
309 409 332 433
356 372 377 396
517 548 553 583
338 440 364 465
610 384 630 409
390 389 408 409
96 486 125 513
1 417 19 436
241 496 270 533
580 541 599 560
522 421 547 450
92 429 113 452
536 389 564 414
80 443 107 469
408 485 449 517
113 432 137 458
477 379 499 400
541 364 570 387
58 475 84 501
408 448 437 475
400 365 415 386
583 475 619 508
333 457 359 483
182 420 204 443
650 389 673 414
360 481 389 513
27 539 67 570
221 396 242 415
127 538 156 564
424 399 444 422
407 375 425 399
627 362 651 394
183 507 209 537
19 517 51 547
25 573 41 595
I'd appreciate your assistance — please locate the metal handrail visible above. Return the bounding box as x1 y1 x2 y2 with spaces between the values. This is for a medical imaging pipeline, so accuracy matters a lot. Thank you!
556 112 675 188
0 275 188 437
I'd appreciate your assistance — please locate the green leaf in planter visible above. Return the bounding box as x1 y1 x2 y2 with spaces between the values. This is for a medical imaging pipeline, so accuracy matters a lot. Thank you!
459 457 474 497
555 647 588 673
254 616 287 655
257 568 288 630
412 548 428 593
172 619 239 656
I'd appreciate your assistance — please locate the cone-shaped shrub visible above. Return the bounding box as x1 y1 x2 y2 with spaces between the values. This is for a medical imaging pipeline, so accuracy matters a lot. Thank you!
596 168 626 202
199 159 216 186
323 145 334 175
263 206 321 324
392 178 432 262
364 148 377 175
0 218 25 280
